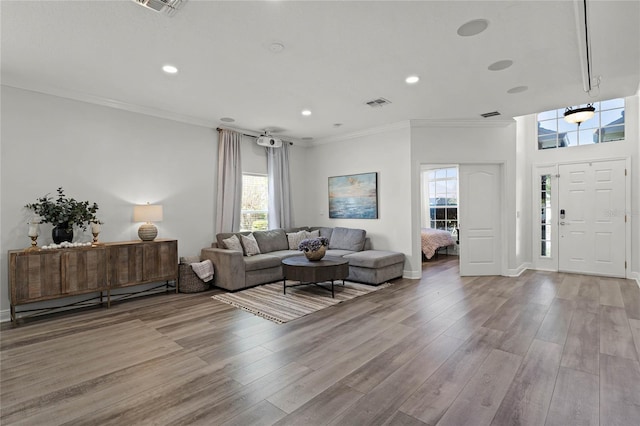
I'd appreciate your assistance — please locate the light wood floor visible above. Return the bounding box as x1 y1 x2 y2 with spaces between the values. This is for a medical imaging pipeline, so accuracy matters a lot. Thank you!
2 257 640 425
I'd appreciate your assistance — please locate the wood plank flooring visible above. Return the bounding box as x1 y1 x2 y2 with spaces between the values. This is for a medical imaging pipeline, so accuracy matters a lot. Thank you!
2 257 640 425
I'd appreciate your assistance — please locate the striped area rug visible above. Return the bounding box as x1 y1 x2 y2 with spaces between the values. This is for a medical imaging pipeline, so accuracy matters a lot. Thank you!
212 281 390 324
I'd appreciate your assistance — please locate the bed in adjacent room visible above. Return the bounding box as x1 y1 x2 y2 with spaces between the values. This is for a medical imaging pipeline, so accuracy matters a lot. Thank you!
421 228 456 260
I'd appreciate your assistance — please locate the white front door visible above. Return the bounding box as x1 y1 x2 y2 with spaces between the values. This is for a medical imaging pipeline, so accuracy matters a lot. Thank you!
558 160 627 277
459 164 502 276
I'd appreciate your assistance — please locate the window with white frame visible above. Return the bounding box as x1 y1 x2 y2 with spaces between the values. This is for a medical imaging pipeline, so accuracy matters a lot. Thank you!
537 98 625 150
240 174 268 231
425 167 458 231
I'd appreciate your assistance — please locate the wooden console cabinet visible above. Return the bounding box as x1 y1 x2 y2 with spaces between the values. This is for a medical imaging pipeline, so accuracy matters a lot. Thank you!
9 239 178 323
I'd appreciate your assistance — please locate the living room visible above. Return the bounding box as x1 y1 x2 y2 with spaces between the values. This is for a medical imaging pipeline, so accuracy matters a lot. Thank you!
2 1 640 424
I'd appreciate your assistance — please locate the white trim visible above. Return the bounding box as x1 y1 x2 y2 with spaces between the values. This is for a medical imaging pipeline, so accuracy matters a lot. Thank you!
631 271 640 288
506 263 531 277
403 269 422 280
0 309 11 323
3 82 218 128
313 121 410 145
410 118 515 128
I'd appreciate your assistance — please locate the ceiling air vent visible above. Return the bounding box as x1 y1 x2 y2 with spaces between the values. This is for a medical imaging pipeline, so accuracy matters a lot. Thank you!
133 0 186 16
480 111 501 118
365 98 392 108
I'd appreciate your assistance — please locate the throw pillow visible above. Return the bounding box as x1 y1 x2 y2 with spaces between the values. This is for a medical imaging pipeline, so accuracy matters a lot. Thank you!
306 229 320 239
287 230 308 250
222 234 243 252
241 233 261 256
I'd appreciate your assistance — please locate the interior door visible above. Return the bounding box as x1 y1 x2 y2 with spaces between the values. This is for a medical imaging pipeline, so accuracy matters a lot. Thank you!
558 160 626 277
459 164 502 276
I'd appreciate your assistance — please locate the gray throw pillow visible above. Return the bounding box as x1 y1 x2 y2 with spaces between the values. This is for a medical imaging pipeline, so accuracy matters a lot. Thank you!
222 234 243 252
241 233 261 256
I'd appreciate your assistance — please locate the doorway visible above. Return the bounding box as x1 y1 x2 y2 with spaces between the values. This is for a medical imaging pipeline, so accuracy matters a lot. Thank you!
532 159 628 277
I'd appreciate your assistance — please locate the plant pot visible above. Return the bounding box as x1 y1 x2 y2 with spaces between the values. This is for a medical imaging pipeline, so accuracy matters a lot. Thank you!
52 223 73 244
304 245 326 261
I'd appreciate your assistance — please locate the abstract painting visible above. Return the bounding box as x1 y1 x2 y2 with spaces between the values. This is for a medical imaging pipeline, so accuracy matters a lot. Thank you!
328 172 378 219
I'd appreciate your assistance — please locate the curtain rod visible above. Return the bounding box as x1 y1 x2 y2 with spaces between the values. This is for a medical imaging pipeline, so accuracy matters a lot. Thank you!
216 127 256 138
216 127 294 145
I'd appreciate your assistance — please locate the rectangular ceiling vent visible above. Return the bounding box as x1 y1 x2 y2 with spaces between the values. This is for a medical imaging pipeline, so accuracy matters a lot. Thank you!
133 0 186 16
365 98 392 108
481 111 501 118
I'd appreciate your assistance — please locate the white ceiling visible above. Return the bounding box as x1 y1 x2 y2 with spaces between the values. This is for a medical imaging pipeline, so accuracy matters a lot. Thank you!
2 0 639 142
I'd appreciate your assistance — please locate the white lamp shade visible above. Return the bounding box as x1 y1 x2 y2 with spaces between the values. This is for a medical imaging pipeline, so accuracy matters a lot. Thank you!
133 204 163 222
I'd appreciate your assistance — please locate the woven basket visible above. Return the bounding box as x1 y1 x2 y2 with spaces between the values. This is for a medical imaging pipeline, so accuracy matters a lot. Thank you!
178 262 211 293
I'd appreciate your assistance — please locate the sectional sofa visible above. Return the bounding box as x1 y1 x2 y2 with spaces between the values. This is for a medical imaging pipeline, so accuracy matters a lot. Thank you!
200 226 405 291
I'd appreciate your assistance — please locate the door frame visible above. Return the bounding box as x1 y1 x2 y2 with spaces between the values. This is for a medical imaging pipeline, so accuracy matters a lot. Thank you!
531 157 631 278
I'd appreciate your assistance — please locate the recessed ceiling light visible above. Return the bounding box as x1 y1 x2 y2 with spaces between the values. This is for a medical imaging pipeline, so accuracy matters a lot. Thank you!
269 42 285 53
333 123 343 127
162 64 178 74
301 109 312 116
220 117 235 122
301 137 314 141
405 75 420 84
457 19 489 37
507 86 528 94
488 60 513 71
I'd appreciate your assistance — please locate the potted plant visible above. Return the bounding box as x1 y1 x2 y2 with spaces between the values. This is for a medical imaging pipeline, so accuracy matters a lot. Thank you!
25 187 99 243
298 237 329 261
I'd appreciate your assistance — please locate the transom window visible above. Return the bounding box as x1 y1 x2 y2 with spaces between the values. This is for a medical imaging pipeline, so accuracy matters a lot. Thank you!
240 174 268 231
537 98 625 150
426 167 458 231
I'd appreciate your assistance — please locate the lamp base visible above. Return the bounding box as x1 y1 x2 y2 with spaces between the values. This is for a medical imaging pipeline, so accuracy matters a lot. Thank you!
138 223 158 241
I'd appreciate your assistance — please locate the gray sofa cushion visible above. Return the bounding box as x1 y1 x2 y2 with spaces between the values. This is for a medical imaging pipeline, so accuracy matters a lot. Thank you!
253 229 289 253
329 227 366 251
310 227 334 240
243 254 282 272
344 250 405 268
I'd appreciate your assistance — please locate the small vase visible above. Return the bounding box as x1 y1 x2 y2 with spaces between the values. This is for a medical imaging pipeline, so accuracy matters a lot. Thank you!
52 223 73 244
304 245 327 261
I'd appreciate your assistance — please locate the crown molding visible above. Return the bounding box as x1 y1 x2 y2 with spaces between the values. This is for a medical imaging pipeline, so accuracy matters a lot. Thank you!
313 121 411 145
2 81 218 128
410 118 515 128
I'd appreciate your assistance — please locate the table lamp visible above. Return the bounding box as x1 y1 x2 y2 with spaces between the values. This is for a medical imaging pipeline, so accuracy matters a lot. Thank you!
133 203 163 241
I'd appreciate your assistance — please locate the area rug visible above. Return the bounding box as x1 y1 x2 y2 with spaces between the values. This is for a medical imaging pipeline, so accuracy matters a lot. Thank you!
212 281 390 324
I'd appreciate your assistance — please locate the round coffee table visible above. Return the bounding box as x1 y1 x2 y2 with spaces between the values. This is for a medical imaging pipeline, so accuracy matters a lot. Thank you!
281 255 349 298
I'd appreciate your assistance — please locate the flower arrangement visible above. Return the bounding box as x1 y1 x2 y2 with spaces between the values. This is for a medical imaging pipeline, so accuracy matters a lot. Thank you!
298 237 329 252
25 187 99 231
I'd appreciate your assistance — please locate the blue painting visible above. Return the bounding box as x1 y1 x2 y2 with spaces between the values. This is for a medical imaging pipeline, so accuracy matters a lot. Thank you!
329 172 378 219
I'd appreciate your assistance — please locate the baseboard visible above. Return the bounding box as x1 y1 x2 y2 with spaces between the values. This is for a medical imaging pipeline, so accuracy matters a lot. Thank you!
631 271 640 288
403 269 422 280
0 309 11 323
505 263 530 277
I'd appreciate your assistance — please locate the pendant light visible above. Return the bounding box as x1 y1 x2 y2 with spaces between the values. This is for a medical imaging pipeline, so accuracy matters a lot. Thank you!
564 104 595 126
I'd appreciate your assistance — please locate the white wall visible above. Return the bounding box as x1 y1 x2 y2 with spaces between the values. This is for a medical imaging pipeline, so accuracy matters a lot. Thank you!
0 86 310 320
410 120 522 276
304 124 416 277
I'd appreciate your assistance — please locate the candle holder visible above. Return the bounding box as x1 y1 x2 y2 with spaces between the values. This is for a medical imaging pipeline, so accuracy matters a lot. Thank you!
25 222 40 252
91 222 102 246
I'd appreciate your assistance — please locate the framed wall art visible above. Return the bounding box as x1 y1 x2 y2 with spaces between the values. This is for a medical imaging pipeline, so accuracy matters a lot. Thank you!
328 172 378 219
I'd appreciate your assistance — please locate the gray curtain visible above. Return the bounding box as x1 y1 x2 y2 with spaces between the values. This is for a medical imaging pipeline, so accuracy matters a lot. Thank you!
216 129 243 232
266 142 292 229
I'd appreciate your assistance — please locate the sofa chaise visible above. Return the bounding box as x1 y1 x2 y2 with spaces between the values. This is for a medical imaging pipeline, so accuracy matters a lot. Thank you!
200 226 404 291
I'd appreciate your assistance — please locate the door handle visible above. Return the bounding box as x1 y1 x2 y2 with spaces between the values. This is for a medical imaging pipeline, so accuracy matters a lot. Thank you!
560 221 569 226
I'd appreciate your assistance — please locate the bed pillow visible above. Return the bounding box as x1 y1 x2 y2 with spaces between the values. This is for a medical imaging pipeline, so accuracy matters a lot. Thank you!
240 233 261 256
222 234 243 252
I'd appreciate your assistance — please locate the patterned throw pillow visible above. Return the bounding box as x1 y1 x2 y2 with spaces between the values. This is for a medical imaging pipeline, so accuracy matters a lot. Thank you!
241 233 261 256
287 230 308 250
222 234 243 252
307 229 320 239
